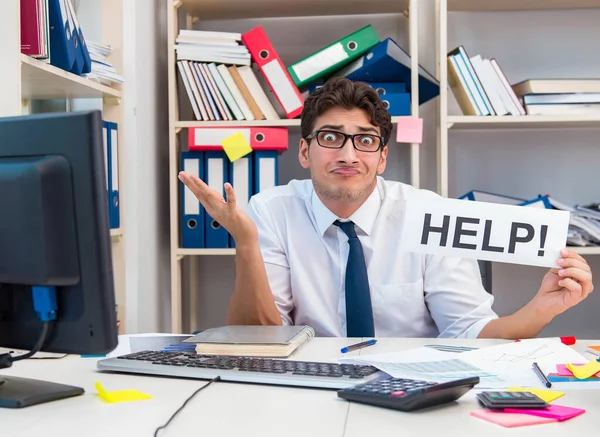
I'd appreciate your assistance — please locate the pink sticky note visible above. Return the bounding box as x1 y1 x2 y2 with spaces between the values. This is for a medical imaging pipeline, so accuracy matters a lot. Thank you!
396 118 423 144
504 404 586 422
556 363 586 376
471 409 557 427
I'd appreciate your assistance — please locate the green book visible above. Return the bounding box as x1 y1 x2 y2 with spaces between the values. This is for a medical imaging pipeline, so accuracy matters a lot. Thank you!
287 25 380 88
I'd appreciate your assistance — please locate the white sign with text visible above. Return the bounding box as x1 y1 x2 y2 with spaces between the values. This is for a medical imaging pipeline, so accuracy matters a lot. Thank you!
400 196 570 267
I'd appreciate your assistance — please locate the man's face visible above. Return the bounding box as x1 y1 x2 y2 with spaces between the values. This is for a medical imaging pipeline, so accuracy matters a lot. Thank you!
299 107 388 206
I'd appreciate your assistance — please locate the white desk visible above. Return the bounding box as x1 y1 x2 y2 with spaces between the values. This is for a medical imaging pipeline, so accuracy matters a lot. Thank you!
1 337 598 437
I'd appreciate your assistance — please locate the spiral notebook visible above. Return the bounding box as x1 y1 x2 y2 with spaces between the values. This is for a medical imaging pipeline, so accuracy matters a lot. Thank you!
183 325 315 357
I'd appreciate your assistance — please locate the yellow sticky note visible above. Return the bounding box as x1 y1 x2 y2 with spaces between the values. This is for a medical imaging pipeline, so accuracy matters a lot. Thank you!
95 381 152 404
506 387 565 403
567 359 600 379
221 132 252 162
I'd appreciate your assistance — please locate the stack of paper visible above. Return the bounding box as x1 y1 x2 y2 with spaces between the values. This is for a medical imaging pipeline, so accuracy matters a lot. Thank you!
340 338 590 390
546 196 600 246
85 41 124 85
175 30 250 66
339 347 510 388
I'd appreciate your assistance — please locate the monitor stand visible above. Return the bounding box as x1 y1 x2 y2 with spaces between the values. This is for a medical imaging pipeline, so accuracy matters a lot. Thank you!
0 376 84 408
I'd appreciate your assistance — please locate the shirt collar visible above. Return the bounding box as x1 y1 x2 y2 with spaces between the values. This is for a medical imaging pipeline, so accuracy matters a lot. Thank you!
311 178 382 237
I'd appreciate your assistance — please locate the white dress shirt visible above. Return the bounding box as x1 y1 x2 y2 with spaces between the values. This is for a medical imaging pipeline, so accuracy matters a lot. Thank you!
246 177 498 338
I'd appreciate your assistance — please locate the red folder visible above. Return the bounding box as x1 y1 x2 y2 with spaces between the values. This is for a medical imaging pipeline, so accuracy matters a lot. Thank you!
20 0 42 56
242 26 304 119
188 127 288 152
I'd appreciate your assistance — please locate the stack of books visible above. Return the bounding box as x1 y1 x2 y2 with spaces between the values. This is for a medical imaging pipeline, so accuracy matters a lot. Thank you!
512 79 600 116
175 30 251 66
447 46 525 116
176 25 440 121
447 46 600 117
176 29 283 121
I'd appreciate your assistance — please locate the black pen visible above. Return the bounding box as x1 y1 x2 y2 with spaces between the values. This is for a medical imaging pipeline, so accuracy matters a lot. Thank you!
532 362 552 388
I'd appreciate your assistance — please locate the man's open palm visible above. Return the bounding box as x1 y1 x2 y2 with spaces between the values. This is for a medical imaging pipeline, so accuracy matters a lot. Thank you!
178 171 258 245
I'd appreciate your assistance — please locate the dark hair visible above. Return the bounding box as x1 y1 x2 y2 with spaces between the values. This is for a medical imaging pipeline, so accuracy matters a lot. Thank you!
300 77 393 145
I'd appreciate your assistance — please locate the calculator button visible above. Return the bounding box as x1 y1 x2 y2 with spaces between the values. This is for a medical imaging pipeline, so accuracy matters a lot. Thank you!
390 391 406 397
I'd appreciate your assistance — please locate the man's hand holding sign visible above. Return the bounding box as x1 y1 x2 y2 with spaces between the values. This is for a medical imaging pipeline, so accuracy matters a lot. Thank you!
402 196 594 339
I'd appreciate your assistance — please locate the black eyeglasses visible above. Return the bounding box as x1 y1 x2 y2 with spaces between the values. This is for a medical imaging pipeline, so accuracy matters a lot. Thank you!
305 130 384 153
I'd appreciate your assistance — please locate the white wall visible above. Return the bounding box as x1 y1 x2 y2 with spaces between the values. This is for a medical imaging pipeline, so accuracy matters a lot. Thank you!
120 0 171 333
175 2 600 338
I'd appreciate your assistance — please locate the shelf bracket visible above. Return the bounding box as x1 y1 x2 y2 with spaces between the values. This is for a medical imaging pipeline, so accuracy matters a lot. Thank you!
111 234 121 243
447 121 455 129
175 127 182 134
192 16 200 25
173 0 182 9
402 8 410 17
176 254 186 261
103 96 121 106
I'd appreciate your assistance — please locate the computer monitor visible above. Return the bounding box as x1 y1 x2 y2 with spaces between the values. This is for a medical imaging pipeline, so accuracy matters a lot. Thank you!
0 110 118 408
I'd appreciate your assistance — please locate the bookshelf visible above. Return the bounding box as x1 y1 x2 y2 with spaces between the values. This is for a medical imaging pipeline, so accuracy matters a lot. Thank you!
448 0 600 12
0 0 127 333
175 116 411 129
178 0 411 19
435 0 600 254
168 0 423 332
20 54 122 100
447 115 600 130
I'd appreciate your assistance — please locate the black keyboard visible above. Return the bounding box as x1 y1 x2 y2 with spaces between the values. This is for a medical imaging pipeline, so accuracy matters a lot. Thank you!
97 350 385 389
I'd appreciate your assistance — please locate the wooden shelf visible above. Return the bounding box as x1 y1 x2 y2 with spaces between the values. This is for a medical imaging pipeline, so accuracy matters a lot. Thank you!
176 119 302 128
110 228 123 243
448 0 600 12
176 116 411 129
179 0 409 19
570 246 600 255
20 54 121 100
177 248 235 256
447 115 600 130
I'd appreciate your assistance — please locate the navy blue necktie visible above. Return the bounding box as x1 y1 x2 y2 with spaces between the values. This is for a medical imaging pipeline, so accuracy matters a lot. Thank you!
334 220 374 337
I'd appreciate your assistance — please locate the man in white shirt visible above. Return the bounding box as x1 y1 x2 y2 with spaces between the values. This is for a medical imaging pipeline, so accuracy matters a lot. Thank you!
179 78 594 339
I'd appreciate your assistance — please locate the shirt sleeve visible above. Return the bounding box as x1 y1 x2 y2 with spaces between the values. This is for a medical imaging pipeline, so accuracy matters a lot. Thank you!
246 196 294 325
423 255 499 338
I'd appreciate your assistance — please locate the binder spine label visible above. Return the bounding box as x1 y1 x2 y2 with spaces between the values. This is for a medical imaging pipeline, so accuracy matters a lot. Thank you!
195 128 251 146
207 157 224 192
262 60 303 113
259 156 276 192
291 42 348 82
183 158 200 215
233 158 250 211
